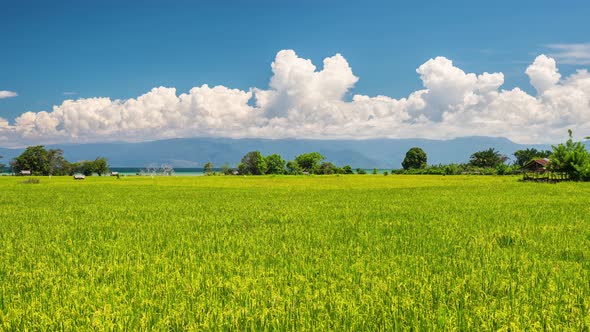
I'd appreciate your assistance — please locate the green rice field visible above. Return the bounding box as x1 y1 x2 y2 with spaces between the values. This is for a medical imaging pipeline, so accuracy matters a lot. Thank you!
0 175 589 330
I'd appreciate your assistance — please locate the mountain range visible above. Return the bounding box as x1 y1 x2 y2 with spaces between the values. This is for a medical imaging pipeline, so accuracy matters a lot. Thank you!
0 136 560 169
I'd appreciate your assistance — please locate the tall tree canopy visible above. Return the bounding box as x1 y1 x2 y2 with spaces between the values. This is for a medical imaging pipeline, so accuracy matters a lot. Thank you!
10 145 50 175
469 148 507 168
549 130 590 180
294 152 324 172
513 148 551 167
265 154 286 174
239 151 267 175
401 147 427 170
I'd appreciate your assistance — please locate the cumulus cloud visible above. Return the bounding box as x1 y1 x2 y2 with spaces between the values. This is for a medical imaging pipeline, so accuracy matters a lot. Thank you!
0 90 17 99
525 54 561 94
1 51 590 147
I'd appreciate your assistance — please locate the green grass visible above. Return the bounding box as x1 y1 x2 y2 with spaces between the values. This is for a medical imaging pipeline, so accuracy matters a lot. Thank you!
0 175 589 330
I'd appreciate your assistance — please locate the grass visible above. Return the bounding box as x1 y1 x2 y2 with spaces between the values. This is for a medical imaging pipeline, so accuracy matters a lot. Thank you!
0 175 589 330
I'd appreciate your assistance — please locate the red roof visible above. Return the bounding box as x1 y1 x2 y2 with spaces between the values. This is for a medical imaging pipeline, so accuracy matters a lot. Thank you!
535 158 550 166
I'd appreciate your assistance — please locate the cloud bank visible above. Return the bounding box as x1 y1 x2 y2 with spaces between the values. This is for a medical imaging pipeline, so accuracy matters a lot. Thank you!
1 49 590 147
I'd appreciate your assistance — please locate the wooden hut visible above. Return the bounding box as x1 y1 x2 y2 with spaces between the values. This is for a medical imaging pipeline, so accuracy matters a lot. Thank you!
19 170 32 176
73 174 86 180
522 158 550 181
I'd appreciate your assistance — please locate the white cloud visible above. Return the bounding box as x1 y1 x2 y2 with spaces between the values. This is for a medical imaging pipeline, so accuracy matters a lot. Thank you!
1 50 590 147
525 54 561 94
547 43 590 65
0 91 17 99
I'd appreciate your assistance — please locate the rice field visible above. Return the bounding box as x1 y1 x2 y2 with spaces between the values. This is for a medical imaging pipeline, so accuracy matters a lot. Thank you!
0 175 589 330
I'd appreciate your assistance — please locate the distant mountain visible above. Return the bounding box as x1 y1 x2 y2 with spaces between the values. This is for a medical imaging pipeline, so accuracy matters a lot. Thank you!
0 136 559 169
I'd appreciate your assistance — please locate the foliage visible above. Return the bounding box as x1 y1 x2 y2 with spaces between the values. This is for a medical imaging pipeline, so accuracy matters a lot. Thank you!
549 130 590 180
48 149 73 175
72 158 110 176
240 151 267 175
20 178 41 184
0 155 5 173
316 162 339 175
1 176 590 330
356 168 367 174
294 152 324 173
92 157 109 176
469 148 507 168
220 163 232 175
513 148 552 167
203 162 214 175
342 165 353 174
286 160 302 175
393 163 515 176
10 145 50 175
265 154 286 175
10 146 108 176
401 147 427 170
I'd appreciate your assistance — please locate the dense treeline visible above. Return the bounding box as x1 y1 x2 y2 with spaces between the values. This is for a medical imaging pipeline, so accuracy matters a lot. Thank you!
6 145 109 176
204 151 356 176
394 131 590 181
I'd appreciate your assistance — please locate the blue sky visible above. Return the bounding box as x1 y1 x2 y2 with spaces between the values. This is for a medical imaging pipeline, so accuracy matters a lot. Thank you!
1 0 590 145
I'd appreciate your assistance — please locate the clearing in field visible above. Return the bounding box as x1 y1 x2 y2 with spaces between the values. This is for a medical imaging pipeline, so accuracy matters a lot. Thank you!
0 175 589 330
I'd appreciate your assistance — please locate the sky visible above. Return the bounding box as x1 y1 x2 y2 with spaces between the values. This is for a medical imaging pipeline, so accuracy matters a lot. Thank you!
1 0 590 147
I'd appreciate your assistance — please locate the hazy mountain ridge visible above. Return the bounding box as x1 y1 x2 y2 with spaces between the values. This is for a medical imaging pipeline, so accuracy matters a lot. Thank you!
0 137 556 168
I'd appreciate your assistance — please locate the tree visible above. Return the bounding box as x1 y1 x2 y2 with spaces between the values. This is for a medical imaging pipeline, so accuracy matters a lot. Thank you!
10 145 50 175
203 162 214 175
286 160 302 175
342 165 353 174
240 151 267 175
221 163 232 175
549 129 590 180
294 152 324 173
469 148 507 168
265 154 286 175
48 149 72 175
317 162 338 174
92 157 109 176
402 147 427 170
513 148 552 167
0 155 5 174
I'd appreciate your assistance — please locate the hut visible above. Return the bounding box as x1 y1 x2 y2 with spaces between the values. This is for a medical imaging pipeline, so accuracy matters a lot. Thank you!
73 174 86 180
20 170 32 176
111 171 119 176
522 158 550 181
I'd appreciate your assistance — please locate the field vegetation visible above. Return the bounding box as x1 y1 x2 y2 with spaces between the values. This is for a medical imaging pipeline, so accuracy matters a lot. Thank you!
1 175 589 329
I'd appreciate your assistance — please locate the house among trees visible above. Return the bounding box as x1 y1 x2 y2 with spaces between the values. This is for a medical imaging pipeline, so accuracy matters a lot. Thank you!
522 158 550 180
20 170 32 176
523 158 550 172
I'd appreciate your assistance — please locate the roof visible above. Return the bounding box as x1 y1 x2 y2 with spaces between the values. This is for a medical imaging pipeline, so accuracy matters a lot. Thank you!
20 170 31 174
523 158 550 170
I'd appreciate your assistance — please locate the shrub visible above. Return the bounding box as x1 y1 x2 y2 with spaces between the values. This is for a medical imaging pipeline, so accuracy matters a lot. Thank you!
21 178 40 184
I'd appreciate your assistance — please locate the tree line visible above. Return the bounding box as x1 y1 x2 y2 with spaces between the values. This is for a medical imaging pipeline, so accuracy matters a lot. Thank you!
203 151 358 175
397 130 590 181
2 146 109 176
2 131 588 181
